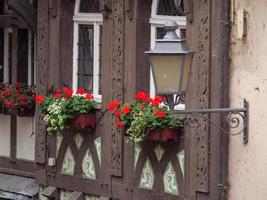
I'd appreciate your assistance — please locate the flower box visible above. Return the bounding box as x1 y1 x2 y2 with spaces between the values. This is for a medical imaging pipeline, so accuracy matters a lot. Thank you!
37 87 98 135
70 113 96 130
147 127 180 142
108 91 183 143
17 107 35 117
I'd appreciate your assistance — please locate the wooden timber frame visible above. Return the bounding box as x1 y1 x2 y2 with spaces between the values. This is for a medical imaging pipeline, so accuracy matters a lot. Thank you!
0 0 37 178
33 0 231 199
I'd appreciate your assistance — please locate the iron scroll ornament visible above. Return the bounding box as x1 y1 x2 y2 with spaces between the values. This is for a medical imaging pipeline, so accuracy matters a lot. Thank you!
171 100 249 144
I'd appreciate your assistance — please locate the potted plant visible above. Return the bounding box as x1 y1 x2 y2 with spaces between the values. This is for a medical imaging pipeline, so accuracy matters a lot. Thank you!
107 91 183 143
0 83 36 116
37 87 97 135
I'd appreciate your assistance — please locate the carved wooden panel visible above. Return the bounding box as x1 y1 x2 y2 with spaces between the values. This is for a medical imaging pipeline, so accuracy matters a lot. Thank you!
35 0 49 164
133 140 185 200
110 0 124 177
195 0 210 192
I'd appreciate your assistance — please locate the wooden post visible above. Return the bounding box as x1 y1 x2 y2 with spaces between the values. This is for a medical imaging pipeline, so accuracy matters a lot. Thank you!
10 26 18 162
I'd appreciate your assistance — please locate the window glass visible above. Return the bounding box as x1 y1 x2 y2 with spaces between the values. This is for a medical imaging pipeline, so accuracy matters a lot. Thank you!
78 25 94 92
157 0 185 16
79 0 100 13
17 29 29 84
0 1 4 14
73 0 103 100
98 25 102 95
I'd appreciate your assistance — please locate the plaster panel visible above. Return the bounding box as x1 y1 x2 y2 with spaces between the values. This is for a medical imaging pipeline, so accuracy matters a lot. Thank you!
0 115 10 157
229 0 267 199
16 117 35 161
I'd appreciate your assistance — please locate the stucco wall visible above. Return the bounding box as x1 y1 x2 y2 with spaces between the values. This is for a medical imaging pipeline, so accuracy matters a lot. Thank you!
228 0 267 199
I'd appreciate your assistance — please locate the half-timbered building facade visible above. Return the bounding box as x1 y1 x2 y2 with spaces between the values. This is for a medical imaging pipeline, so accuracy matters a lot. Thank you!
0 0 233 199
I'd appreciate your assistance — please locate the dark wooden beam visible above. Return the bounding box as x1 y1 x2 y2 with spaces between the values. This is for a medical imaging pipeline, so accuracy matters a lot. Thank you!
6 0 37 32
10 27 18 163
0 15 13 27
0 13 28 28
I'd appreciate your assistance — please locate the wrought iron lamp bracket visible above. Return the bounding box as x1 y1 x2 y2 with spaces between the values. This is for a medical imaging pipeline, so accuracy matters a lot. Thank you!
171 99 249 144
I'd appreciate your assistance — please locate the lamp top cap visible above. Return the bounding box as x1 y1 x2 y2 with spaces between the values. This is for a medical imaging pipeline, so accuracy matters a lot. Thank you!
163 20 179 40
164 20 179 30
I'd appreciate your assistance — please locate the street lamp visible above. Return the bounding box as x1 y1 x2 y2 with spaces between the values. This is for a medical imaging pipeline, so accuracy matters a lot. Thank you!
146 21 193 97
145 21 249 144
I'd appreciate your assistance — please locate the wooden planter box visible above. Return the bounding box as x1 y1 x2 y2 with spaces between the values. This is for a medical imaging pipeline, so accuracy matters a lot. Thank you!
147 127 182 142
1 107 16 115
17 107 35 117
70 113 96 130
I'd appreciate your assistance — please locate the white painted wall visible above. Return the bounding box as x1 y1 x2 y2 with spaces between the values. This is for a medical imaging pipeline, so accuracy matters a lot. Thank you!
0 115 10 157
16 117 35 161
0 115 35 161
228 0 267 199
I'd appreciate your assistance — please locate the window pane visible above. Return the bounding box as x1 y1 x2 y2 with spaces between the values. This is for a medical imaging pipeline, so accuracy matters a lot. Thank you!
157 0 185 16
156 27 166 39
98 25 102 95
79 0 100 13
0 29 3 82
180 28 186 39
156 27 186 40
17 29 29 84
78 25 94 92
8 32 12 83
0 1 4 14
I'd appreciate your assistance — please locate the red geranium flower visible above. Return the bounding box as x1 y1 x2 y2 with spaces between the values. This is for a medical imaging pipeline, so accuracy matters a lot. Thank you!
76 88 85 95
20 101 27 108
136 91 151 102
85 93 93 100
151 96 163 107
20 95 26 101
2 90 9 97
53 93 61 99
122 105 131 115
115 120 124 129
153 109 166 118
114 108 121 119
37 95 46 105
15 83 21 89
14 93 20 99
107 100 121 111
7 101 15 108
62 87 73 99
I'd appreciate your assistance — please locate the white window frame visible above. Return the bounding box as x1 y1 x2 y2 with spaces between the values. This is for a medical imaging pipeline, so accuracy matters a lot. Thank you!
73 0 103 102
150 0 186 98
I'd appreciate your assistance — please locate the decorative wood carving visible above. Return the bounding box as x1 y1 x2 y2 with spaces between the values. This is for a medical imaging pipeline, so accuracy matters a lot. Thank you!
125 0 134 20
195 0 210 193
110 0 124 177
100 0 112 19
35 0 49 164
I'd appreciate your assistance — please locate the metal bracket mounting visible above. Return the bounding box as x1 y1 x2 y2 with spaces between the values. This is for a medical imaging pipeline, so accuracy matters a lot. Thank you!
172 99 249 144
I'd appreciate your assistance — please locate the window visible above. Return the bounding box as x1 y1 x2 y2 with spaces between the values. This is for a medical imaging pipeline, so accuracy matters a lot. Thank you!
1 28 35 85
150 0 186 98
73 0 103 102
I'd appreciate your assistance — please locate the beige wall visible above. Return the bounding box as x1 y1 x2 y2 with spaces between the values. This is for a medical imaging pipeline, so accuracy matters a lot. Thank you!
229 0 267 199
0 115 35 161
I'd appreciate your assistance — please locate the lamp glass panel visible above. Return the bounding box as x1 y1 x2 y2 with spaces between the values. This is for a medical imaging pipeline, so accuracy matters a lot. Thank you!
181 53 193 92
150 55 182 94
